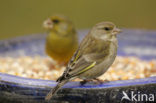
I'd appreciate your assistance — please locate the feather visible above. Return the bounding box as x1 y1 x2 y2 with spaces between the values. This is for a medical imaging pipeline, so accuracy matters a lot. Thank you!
45 79 69 101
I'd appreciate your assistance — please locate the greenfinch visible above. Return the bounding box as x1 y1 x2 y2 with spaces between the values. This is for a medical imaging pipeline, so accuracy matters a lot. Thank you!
43 15 78 65
45 21 121 100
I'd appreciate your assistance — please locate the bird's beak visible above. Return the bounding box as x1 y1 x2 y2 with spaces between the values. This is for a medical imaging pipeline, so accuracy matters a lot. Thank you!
43 18 53 29
112 28 122 35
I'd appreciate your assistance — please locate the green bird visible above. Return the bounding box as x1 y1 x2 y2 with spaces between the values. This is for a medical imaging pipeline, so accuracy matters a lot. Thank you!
43 15 78 65
45 21 121 100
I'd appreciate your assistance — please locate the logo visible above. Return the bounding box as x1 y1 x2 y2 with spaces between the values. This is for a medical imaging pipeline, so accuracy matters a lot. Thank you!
121 91 155 102
121 91 131 101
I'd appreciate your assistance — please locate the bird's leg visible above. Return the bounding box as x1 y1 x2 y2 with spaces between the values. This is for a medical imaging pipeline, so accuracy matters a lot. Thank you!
80 78 110 85
80 78 109 85
93 78 104 84
93 78 109 84
80 79 93 85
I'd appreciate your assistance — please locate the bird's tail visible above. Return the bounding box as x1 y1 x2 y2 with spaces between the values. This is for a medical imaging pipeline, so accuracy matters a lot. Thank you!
45 79 69 101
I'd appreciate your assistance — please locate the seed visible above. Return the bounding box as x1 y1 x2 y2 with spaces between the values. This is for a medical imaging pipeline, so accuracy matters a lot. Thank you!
0 56 156 81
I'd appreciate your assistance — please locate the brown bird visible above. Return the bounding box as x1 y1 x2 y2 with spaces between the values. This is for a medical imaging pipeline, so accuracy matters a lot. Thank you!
45 21 121 101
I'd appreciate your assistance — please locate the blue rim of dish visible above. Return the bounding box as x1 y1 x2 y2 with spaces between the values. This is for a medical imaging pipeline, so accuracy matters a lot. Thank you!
1 72 156 89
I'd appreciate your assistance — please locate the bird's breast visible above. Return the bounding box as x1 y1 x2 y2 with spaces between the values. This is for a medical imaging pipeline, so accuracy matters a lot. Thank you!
79 39 118 79
96 39 118 72
46 32 77 53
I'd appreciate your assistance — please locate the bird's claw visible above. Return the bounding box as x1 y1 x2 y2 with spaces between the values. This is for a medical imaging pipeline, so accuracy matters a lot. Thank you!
80 79 109 85
80 79 92 85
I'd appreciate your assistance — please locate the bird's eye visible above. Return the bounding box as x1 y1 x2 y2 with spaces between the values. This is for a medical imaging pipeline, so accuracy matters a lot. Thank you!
104 27 110 31
52 19 59 23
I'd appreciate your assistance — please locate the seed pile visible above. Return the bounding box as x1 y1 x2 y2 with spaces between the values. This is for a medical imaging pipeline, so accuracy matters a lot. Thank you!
0 56 156 81
100 56 156 81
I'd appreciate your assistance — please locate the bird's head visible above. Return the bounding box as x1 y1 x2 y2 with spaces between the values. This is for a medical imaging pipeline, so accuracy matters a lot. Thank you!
43 15 74 34
91 22 121 39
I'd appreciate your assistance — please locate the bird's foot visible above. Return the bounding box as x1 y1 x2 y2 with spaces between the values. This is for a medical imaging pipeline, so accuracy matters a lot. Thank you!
80 79 93 85
80 79 109 85
93 78 108 84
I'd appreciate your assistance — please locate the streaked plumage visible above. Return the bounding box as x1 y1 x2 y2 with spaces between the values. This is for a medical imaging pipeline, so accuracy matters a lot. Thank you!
45 21 121 101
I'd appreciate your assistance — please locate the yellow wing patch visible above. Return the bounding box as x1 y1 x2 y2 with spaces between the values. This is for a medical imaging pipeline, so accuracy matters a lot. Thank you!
72 61 96 76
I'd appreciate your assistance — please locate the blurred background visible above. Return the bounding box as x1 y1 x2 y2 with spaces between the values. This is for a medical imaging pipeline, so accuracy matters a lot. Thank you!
0 0 156 40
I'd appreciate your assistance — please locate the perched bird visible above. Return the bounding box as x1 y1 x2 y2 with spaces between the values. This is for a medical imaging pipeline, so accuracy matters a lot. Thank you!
45 21 121 101
43 15 78 65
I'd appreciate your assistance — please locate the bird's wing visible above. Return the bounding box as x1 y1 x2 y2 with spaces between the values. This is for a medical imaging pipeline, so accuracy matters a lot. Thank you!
56 34 92 81
57 34 110 81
